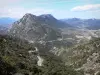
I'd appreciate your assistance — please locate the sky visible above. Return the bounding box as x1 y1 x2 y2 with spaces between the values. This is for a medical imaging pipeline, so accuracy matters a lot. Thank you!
0 0 100 19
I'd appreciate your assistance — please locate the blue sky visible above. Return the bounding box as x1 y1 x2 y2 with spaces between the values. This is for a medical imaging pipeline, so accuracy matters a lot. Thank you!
0 0 100 19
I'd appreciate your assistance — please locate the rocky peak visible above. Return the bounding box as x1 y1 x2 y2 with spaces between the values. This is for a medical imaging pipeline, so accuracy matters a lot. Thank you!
39 14 56 20
13 13 37 26
21 13 37 22
23 13 36 18
39 14 53 18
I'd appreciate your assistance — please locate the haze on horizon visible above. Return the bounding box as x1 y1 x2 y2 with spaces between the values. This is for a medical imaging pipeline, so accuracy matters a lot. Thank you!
0 0 100 19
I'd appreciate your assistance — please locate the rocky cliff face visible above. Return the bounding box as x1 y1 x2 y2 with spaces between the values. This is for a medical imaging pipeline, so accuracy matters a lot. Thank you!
9 13 62 42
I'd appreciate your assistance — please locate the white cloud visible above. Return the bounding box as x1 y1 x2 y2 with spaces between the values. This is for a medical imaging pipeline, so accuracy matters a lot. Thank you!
71 4 100 11
0 0 21 7
0 7 54 18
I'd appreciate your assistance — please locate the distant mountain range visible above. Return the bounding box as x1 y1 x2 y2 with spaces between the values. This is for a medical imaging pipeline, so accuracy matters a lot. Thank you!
0 16 100 30
0 17 16 27
0 18 16 35
61 18 100 30
0 26 8 35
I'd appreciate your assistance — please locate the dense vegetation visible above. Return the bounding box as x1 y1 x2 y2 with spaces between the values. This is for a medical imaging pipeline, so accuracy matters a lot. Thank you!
0 35 80 75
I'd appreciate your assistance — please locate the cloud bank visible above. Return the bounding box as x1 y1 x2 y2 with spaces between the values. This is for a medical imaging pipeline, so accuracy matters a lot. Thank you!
0 0 21 7
71 4 100 11
0 7 53 18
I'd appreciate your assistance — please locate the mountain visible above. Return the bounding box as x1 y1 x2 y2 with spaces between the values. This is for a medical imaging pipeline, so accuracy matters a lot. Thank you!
0 17 16 28
38 14 70 28
61 18 84 28
9 13 68 42
85 19 100 30
61 18 100 30
3 13 100 75
0 14 80 75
